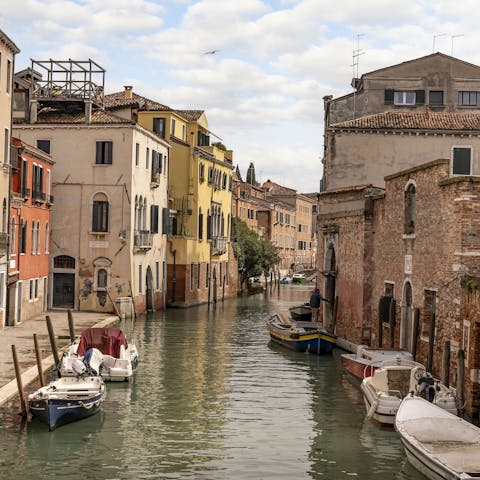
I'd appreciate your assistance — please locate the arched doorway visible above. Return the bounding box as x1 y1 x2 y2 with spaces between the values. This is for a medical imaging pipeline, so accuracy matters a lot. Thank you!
146 266 154 311
401 281 413 352
323 244 336 330
52 255 76 308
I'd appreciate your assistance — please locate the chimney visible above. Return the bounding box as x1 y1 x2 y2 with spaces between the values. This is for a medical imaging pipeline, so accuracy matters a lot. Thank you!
85 100 92 124
124 85 133 100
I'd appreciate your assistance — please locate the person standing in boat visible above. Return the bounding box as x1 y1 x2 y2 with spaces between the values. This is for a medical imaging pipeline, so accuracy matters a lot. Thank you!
309 288 329 322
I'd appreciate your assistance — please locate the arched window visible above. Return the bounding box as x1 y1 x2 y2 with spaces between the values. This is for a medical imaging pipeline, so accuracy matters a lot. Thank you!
97 268 108 289
143 198 147 230
54 255 75 269
31 220 35 254
36 221 40 254
92 192 109 232
20 220 27 254
134 195 139 231
404 183 416 235
45 222 49 253
207 209 211 240
198 208 203 240
10 218 16 254
221 213 225 237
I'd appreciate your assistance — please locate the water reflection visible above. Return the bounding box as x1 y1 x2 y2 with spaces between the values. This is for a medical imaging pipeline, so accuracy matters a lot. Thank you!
0 286 424 479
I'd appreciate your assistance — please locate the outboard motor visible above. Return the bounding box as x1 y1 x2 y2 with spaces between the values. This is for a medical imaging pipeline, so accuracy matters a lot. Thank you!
417 373 435 402
72 358 87 376
84 348 104 376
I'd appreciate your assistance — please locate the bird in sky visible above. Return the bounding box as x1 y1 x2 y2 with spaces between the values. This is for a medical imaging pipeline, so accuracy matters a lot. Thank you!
204 50 220 55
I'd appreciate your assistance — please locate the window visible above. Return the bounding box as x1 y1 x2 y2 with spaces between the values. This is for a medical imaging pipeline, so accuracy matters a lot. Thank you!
206 263 209 288
54 255 75 269
146 147 149 169
34 278 38 299
208 166 214 185
45 222 49 253
222 173 227 190
458 91 480 106
394 91 415 105
404 183 416 235
452 147 471 175
171 118 176 137
153 118 166 138
29 280 34 300
36 221 40 254
4 128 9 164
32 164 44 199
97 269 107 289
10 218 16 254
182 125 187 141
429 91 444 106
135 143 139 166
6 60 11 94
95 141 112 164
199 163 205 182
229 176 232 191
37 140 51 154
150 205 159 233
190 263 194 290
31 220 35 254
138 264 142 293
20 220 26 254
92 193 109 232
155 261 160 290
198 209 203 240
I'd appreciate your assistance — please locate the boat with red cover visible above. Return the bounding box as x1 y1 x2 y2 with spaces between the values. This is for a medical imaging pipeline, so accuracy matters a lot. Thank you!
59 327 138 381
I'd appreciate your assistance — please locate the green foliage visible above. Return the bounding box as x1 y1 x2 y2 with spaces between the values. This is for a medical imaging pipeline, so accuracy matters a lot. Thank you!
232 218 280 287
212 141 227 151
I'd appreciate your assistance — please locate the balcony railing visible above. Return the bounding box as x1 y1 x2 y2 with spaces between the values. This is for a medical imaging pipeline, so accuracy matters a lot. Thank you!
134 230 152 250
32 190 46 202
21 187 30 199
46 194 54 205
211 236 227 255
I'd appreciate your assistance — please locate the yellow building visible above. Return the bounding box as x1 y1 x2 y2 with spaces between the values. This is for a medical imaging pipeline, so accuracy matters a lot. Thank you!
104 89 237 306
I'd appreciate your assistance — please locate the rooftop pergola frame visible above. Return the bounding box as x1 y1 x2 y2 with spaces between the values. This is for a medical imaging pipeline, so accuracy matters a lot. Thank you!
30 59 106 110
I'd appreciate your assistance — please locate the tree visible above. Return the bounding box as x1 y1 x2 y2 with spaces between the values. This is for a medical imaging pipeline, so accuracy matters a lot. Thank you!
232 218 280 290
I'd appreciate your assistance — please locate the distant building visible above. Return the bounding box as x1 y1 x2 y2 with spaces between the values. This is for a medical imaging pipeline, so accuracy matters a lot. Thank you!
0 30 20 327
9 138 53 323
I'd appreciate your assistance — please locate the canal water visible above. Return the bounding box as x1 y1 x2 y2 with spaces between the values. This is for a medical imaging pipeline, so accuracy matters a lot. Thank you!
0 285 424 480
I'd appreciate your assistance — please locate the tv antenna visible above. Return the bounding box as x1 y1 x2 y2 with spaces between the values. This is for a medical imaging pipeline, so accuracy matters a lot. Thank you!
432 33 446 52
451 34 464 56
351 34 365 120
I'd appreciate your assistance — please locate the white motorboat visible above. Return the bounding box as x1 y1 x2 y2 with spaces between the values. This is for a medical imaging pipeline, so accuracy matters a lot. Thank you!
360 359 457 426
341 345 413 380
28 374 106 431
59 327 138 382
396 395 480 479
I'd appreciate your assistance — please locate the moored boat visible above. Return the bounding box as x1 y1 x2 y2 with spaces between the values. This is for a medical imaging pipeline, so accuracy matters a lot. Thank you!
289 305 312 322
395 395 480 479
266 314 336 354
361 360 457 426
28 375 106 431
341 345 413 380
59 327 138 381
292 273 306 283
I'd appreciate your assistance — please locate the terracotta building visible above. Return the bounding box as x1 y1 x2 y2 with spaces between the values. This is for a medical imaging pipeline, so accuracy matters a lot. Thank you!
8 137 53 323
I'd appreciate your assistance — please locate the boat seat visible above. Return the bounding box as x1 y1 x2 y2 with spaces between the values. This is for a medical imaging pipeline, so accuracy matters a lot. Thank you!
387 369 412 397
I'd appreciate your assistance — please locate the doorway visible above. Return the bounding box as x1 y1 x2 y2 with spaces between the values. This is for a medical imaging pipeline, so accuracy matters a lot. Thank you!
53 273 75 308
401 281 413 352
146 266 154 311
323 244 336 330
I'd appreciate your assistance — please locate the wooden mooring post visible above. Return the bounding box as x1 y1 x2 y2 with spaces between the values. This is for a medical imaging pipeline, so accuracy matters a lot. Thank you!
33 334 45 387
442 340 450 388
412 308 420 360
11 345 27 416
46 315 60 367
67 309 75 343
458 349 465 417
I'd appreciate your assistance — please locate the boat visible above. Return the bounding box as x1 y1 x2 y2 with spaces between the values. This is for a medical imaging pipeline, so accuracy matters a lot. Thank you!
280 276 292 284
289 304 312 322
292 273 306 283
341 345 413 380
395 395 480 479
361 359 457 426
28 374 106 431
59 327 138 382
266 314 336 354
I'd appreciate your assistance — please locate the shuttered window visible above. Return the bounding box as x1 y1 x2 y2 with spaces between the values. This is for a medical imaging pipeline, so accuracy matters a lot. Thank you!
92 201 109 232
95 141 112 164
150 205 159 233
452 147 471 175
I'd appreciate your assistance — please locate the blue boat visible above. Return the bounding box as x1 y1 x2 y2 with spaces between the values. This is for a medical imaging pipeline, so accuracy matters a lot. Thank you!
266 314 336 354
28 376 106 431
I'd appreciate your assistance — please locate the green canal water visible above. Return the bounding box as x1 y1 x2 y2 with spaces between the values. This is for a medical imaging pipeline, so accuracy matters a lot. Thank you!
0 285 424 480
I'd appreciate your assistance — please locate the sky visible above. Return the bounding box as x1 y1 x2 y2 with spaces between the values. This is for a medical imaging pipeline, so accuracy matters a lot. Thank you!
0 0 478 192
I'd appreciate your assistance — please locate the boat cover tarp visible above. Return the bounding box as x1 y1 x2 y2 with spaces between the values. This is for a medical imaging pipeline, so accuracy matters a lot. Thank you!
77 328 127 358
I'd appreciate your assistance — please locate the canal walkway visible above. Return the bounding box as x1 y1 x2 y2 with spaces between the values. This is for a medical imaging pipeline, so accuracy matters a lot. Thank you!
0 310 118 407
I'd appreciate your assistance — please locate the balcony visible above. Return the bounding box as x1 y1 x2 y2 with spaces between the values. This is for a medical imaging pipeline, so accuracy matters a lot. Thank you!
211 236 227 255
46 194 54 205
32 190 46 203
150 171 161 188
134 230 152 251
21 187 30 199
